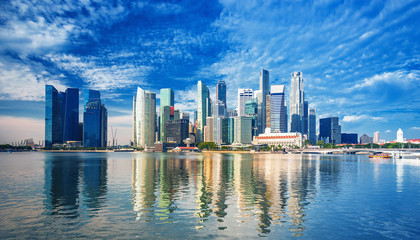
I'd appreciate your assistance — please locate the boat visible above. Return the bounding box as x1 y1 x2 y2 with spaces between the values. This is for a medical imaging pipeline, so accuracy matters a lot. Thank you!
369 153 391 159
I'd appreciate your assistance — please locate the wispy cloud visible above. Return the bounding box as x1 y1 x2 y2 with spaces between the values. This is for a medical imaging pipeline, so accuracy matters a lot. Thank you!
411 127 420 130
342 115 385 123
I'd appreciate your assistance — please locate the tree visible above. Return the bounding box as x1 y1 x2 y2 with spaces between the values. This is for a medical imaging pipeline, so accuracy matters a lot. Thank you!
316 140 325 146
198 142 217 150
303 140 312 148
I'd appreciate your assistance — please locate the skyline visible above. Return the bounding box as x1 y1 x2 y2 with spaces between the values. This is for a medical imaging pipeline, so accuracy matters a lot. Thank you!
1 0 420 144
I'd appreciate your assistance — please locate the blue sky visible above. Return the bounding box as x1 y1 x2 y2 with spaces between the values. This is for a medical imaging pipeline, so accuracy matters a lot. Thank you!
0 0 419 145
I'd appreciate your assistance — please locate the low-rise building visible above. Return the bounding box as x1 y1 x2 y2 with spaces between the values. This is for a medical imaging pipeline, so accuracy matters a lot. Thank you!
252 128 303 148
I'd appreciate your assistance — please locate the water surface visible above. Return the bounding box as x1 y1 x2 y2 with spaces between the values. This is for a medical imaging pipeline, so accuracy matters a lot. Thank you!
0 152 419 239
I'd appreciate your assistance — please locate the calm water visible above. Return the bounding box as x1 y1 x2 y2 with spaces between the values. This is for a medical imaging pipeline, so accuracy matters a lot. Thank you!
0 152 419 239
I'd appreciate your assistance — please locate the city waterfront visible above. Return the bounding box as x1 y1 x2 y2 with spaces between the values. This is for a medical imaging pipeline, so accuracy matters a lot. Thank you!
0 152 419 239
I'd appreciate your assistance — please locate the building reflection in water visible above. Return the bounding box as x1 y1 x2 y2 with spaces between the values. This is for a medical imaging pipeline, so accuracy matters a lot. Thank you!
44 153 108 218
130 153 343 237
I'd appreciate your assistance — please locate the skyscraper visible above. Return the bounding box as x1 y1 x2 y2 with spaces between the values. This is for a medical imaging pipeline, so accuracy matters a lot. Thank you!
133 87 156 148
289 72 304 134
197 81 210 143
45 85 80 147
45 85 63 147
319 117 341 144
160 88 175 142
259 69 269 133
303 100 309 135
234 116 252 144
83 89 107 148
216 80 227 107
237 89 253 116
270 85 287 133
309 109 316 145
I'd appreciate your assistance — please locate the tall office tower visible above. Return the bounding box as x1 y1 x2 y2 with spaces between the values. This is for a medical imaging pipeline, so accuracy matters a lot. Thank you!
266 95 271 128
194 110 197 124
214 117 228 145
216 80 227 107
204 116 214 142
303 100 309 135
234 116 252 144
133 87 156 148
197 81 210 143
180 112 190 121
245 98 258 137
270 85 287 133
45 85 63 147
319 117 341 144
132 96 137 146
237 89 253 116
373 131 380 144
289 72 304 134
228 117 235 144
84 89 100 110
213 100 226 118
309 109 316 145
45 85 80 147
166 119 189 144
160 88 174 142
83 90 107 148
62 88 79 142
259 69 270 133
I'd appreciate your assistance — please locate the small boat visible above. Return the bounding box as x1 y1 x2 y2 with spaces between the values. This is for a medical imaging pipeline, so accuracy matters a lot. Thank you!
369 153 391 159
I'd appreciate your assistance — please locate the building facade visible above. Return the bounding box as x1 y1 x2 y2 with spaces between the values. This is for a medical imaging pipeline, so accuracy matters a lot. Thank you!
259 69 270 133
45 85 80 148
319 117 341 144
270 85 287 133
289 72 305 134
234 116 252 144
216 80 227 107
237 89 253 116
308 109 317 145
197 81 210 143
341 133 358 144
160 88 174 142
360 134 373 144
133 87 156 148
83 90 107 148
166 119 189 144
373 131 380 144
252 130 303 148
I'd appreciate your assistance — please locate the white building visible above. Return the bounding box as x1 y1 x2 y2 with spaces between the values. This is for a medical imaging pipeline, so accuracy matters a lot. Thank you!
373 131 380 143
237 89 253 116
133 87 156 148
396 128 404 143
252 128 303 148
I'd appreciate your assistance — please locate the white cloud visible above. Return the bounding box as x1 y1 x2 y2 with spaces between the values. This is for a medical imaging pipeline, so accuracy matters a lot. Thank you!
350 70 420 90
411 127 420 130
46 54 153 90
385 130 392 133
342 115 385 123
0 58 68 101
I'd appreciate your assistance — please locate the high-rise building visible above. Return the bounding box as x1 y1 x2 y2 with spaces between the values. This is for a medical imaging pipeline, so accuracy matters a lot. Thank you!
133 87 156 148
204 116 214 142
234 116 252 144
308 109 317 145
180 112 190 121
245 98 258 138
45 85 63 147
197 81 210 143
304 100 309 135
166 119 189 144
289 72 304 134
83 89 107 148
237 89 253 116
319 117 341 144
259 69 270 133
266 95 271 128
216 80 227 107
373 131 380 144
270 85 287 133
160 88 174 142
228 117 235 144
45 85 80 147
213 117 228 145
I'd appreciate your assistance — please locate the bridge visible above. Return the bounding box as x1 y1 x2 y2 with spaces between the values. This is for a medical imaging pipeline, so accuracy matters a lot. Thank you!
288 148 420 158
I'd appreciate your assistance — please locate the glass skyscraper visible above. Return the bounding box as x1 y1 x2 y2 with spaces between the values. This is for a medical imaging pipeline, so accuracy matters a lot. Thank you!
133 87 156 148
259 69 269 133
160 88 174 142
83 89 107 148
270 85 287 133
216 80 226 107
197 81 210 143
319 117 341 144
309 109 316 144
45 85 79 147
